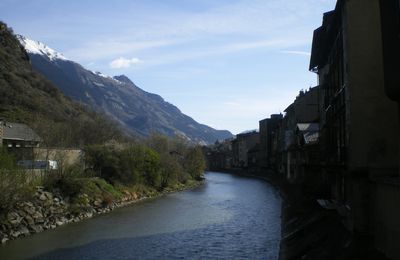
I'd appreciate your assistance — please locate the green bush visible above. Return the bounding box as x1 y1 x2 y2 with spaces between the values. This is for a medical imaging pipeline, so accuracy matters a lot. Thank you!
43 163 85 198
119 145 161 187
84 144 120 181
159 154 182 188
84 136 205 192
183 146 206 180
0 148 33 213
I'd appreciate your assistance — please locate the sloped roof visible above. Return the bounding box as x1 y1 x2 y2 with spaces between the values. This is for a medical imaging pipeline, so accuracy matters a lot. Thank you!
2 122 42 142
297 123 319 132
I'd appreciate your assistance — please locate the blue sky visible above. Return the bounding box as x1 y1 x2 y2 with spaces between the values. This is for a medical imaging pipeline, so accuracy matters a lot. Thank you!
0 0 336 134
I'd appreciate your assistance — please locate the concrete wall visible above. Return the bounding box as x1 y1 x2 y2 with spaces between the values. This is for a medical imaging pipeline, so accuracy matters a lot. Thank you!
344 0 400 174
371 180 400 260
33 148 83 168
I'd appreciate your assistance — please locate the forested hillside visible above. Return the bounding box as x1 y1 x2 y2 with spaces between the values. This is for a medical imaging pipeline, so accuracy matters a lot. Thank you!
0 22 123 146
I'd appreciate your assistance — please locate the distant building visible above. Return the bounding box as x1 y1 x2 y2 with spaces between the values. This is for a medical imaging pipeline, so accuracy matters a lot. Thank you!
279 87 320 181
232 131 259 168
205 139 233 171
0 120 83 170
259 114 282 168
247 143 262 168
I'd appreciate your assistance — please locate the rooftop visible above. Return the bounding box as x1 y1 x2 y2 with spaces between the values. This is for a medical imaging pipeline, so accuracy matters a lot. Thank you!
1 122 42 142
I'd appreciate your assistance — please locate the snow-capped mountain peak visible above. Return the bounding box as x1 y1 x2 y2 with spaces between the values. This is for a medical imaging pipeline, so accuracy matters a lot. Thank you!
90 70 122 84
16 35 68 61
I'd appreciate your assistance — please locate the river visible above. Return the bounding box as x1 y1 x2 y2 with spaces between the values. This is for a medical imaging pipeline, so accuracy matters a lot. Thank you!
0 172 282 259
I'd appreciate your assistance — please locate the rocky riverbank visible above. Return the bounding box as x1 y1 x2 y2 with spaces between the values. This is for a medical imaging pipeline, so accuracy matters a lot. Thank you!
0 180 203 245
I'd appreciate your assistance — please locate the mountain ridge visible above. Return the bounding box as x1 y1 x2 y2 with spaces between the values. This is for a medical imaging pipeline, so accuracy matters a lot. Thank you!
17 35 233 144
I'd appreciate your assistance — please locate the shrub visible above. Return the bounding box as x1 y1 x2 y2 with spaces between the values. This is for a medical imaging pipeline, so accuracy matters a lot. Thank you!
0 149 33 213
84 144 120 181
183 146 206 180
119 145 161 187
43 163 85 198
159 154 182 188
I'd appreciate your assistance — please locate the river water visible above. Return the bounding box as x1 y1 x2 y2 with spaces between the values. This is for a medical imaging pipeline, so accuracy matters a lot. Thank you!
0 172 282 259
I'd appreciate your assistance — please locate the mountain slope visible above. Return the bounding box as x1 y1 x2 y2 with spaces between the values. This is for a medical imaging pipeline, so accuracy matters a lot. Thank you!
0 22 123 146
17 35 233 144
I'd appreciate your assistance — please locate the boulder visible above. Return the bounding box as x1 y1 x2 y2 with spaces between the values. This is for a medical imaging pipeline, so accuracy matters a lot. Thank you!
55 221 65 226
43 192 53 200
32 211 45 223
23 205 36 215
17 210 27 218
24 215 35 226
38 193 47 201
93 199 102 207
10 230 21 238
7 212 22 226
49 206 64 215
29 225 43 233
18 226 30 236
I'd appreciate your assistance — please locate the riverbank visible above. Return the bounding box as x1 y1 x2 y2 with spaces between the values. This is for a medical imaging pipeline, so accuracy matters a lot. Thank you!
212 167 389 260
0 179 203 245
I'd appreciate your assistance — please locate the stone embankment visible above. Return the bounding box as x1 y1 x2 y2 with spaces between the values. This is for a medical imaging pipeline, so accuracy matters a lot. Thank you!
0 186 169 245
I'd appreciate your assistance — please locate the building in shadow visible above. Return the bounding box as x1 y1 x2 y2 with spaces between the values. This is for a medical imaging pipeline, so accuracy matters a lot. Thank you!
259 114 283 168
310 0 400 258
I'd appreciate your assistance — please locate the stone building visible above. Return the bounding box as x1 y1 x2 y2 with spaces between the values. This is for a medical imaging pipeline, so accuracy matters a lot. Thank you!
310 0 400 258
259 114 283 168
279 87 320 181
232 131 259 168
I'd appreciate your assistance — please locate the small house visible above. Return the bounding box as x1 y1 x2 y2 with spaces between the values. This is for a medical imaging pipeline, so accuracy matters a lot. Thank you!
0 120 42 148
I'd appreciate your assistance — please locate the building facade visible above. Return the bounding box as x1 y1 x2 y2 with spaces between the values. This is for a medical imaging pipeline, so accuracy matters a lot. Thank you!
232 131 259 168
310 1 400 258
259 114 283 168
280 88 320 181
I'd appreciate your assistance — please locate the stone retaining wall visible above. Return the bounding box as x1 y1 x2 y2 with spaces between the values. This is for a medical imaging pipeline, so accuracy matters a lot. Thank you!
0 187 146 244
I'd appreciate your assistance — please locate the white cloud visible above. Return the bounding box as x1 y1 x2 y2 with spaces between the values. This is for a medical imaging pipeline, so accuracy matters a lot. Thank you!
109 57 141 69
59 0 335 64
140 37 310 68
281 50 311 56
65 39 173 61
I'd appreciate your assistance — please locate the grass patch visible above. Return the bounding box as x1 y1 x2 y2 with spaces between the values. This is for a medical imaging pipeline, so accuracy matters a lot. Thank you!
80 177 123 200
